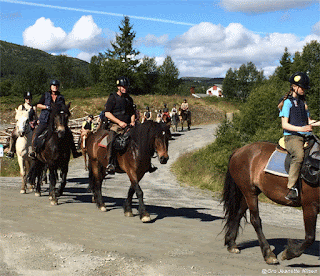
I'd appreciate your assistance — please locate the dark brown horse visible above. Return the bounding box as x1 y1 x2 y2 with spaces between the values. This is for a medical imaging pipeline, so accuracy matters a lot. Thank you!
179 108 191 131
221 139 319 264
86 120 170 222
27 102 71 205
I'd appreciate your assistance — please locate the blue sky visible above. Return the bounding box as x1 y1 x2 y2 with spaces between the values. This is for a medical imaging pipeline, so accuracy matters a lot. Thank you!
0 0 319 77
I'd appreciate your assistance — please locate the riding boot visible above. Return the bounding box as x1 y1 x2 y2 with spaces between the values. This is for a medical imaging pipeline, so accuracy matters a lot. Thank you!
285 183 299 201
6 129 18 158
106 131 116 174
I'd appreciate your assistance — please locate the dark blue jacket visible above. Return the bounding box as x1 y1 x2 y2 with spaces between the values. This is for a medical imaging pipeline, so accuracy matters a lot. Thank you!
38 91 65 123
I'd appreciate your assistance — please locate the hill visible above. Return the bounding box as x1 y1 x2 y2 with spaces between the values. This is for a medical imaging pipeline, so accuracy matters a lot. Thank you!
0 40 89 82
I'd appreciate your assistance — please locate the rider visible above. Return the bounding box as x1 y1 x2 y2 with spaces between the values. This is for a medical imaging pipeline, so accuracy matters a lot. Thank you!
6 91 37 158
104 76 157 174
162 104 170 122
104 76 136 173
142 106 152 123
82 114 95 131
29 80 81 159
181 99 189 111
279 72 320 200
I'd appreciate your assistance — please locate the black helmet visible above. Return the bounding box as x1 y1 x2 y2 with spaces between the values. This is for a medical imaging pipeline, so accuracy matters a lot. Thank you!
88 114 94 119
24 91 32 100
146 106 149 110
289 72 310 89
116 76 130 87
50 79 60 86
164 104 167 107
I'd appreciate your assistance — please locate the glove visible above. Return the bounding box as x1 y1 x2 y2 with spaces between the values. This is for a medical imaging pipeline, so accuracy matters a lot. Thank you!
46 105 51 111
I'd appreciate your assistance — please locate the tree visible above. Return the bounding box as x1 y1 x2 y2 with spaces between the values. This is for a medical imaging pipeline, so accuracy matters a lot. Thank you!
135 57 159 94
100 16 140 93
275 47 292 82
222 68 237 99
157 56 180 95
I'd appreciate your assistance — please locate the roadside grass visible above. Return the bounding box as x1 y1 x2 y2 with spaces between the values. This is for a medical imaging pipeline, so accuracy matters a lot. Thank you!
0 156 20 177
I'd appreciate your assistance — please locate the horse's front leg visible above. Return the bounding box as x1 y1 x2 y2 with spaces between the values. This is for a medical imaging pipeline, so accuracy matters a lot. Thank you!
56 166 68 197
281 204 318 261
89 159 106 211
128 178 150 222
48 168 58 205
17 155 27 194
123 186 135 217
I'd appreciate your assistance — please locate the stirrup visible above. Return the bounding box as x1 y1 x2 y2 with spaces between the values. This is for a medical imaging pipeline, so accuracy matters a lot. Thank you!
106 163 115 174
285 188 299 200
6 152 14 158
29 151 37 160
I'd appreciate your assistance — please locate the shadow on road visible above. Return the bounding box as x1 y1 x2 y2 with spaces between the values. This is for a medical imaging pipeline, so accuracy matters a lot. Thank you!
55 186 223 224
238 238 320 260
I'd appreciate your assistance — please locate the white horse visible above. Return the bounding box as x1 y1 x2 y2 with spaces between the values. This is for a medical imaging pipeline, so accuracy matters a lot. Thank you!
15 108 34 194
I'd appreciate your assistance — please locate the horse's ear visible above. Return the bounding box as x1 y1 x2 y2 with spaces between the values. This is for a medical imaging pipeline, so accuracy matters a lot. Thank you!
67 102 71 109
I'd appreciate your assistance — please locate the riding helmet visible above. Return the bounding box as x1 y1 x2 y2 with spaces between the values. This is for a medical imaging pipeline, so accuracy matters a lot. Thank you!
24 91 32 100
116 76 130 87
50 79 60 86
88 114 94 119
289 72 310 89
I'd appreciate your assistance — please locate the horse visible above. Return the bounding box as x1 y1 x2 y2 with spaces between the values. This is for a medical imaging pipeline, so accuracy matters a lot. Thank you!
179 108 191 131
86 120 170 222
27 102 72 204
170 112 180 132
79 129 92 170
15 108 34 194
221 137 320 265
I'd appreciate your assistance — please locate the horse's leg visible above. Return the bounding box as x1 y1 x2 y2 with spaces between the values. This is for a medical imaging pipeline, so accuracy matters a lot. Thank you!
89 159 106 211
123 186 135 217
246 194 279 265
225 197 248 253
56 165 68 197
281 204 318 261
48 168 58 205
127 175 150 222
18 155 27 194
25 159 34 192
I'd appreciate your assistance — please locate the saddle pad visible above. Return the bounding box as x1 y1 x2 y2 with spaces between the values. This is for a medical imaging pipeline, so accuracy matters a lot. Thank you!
264 150 289 178
98 135 108 148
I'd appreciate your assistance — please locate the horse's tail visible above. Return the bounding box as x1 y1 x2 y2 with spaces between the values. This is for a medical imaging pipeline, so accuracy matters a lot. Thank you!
221 153 246 244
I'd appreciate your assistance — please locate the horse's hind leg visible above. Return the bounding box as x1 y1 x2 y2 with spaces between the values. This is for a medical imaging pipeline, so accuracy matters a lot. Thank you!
89 160 106 211
225 197 248 254
246 194 279 265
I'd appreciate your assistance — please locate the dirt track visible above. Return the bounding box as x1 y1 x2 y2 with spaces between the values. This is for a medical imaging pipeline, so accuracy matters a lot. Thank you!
0 124 319 276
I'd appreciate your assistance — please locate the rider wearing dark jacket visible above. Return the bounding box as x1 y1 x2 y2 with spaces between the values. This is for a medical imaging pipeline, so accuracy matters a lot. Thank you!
29 80 81 159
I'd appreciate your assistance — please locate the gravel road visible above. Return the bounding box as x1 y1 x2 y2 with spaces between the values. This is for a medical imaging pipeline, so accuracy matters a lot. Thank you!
0 124 319 276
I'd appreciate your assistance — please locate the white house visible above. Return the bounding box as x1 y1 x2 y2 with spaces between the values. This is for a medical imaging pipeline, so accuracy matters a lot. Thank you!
206 85 223 97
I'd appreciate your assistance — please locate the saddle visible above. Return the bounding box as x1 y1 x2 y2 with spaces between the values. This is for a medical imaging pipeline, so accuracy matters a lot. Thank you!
265 136 320 186
98 130 131 154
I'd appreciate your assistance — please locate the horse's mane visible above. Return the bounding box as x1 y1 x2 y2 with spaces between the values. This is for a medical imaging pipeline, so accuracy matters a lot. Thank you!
47 102 70 137
129 121 167 157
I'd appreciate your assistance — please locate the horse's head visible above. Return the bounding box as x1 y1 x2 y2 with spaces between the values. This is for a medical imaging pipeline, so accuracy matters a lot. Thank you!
154 122 170 164
15 109 31 137
52 102 71 138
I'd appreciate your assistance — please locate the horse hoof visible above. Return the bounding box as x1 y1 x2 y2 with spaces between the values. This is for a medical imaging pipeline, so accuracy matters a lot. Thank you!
50 200 58 206
35 192 41 197
141 215 151 223
266 256 279 265
100 206 107 212
280 249 288 261
20 189 26 194
48 196 53 200
228 247 240 254
124 212 134 217
28 188 34 192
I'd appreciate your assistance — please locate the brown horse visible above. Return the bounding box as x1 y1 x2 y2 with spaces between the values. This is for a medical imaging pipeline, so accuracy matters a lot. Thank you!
179 108 191 131
86 120 170 222
79 129 92 170
27 102 72 205
221 138 319 264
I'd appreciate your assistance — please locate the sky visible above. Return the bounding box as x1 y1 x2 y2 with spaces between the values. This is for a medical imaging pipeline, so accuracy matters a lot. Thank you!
0 0 319 78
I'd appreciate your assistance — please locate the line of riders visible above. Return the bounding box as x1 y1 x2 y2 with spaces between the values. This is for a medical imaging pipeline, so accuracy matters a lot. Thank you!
6 73 320 202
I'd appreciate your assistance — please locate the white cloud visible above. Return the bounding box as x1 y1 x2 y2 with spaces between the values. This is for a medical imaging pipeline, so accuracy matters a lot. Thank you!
23 17 67 51
166 22 320 77
136 34 169 47
312 21 320 36
220 0 317 14
23 15 110 55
